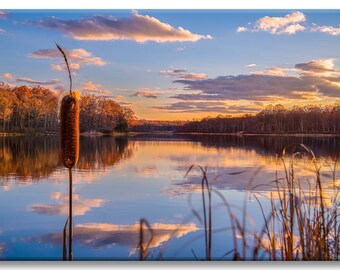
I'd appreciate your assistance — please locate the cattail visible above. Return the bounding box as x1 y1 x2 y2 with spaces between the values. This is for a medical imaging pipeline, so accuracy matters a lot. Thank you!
56 42 80 169
60 91 80 168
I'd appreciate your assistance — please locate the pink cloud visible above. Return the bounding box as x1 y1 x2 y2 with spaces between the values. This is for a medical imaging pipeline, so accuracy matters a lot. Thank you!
32 11 212 43
29 48 107 66
237 12 306 35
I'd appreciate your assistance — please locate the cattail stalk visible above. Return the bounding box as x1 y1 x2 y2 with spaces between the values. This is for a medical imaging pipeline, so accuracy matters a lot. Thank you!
57 43 79 261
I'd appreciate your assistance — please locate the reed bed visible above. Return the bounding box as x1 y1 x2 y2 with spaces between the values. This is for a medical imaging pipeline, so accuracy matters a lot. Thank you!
138 143 339 261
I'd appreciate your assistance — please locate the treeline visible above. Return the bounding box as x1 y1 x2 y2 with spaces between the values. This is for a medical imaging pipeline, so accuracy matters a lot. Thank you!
130 120 186 132
179 104 340 134
0 83 136 133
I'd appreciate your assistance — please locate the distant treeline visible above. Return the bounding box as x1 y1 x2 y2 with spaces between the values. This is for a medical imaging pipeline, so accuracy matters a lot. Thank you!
129 120 186 132
179 104 340 134
0 83 136 133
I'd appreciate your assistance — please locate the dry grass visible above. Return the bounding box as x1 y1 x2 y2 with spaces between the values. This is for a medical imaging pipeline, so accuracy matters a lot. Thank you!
138 143 339 261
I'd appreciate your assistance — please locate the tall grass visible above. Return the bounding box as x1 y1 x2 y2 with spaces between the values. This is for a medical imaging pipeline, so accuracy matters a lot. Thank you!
254 143 339 260
138 144 339 261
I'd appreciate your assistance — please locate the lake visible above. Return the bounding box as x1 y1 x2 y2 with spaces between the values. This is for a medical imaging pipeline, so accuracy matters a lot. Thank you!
0 134 338 260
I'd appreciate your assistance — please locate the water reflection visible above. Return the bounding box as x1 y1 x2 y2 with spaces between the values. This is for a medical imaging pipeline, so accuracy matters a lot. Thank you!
0 243 6 257
0 136 134 184
0 134 339 260
30 192 106 216
28 222 198 252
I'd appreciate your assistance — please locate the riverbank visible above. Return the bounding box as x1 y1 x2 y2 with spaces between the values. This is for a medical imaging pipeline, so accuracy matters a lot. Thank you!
1 131 339 137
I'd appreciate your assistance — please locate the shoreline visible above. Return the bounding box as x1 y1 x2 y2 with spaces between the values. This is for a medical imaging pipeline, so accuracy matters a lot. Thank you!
1 131 339 137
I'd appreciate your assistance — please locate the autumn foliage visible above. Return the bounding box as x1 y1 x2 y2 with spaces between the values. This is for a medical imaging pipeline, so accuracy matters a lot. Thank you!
179 104 340 134
0 82 136 133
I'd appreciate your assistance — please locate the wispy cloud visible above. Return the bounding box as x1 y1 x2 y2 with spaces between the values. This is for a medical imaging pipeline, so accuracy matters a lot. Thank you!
237 12 306 35
160 68 207 81
30 192 106 216
31 11 212 43
81 81 112 95
29 48 107 67
246 64 257 67
2 73 14 80
131 90 160 99
250 67 291 76
16 77 60 85
179 73 208 80
51 63 80 71
28 222 198 251
0 11 8 19
154 101 261 114
160 68 188 77
311 24 340 36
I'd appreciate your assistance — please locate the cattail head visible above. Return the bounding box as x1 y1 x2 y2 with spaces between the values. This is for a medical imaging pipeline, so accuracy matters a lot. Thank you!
60 91 80 168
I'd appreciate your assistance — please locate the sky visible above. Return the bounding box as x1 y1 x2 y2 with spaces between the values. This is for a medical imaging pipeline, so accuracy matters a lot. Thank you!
0 10 339 120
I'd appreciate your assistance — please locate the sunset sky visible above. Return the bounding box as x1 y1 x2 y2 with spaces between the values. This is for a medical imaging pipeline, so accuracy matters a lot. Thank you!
0 10 339 120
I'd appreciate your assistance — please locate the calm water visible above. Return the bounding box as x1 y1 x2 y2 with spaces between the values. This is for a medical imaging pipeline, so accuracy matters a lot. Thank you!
0 134 338 260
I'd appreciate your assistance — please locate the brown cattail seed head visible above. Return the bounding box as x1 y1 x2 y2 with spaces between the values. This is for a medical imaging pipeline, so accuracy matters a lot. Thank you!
60 92 80 168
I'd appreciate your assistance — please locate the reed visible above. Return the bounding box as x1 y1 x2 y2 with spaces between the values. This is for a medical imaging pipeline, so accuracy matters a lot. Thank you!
255 143 339 261
172 143 339 261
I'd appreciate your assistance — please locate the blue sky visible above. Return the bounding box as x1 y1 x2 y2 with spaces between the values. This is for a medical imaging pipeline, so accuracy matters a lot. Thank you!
0 10 339 120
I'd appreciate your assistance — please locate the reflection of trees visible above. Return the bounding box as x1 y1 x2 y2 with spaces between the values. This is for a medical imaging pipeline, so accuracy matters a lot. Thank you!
78 136 134 171
0 136 60 182
166 134 339 159
0 136 134 183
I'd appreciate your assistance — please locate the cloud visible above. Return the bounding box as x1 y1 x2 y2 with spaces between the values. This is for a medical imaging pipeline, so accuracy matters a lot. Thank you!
2 73 14 80
81 81 112 95
311 24 340 36
236 27 247 33
0 11 8 19
51 63 80 71
294 59 339 75
31 11 212 43
29 48 107 66
160 68 188 77
30 192 106 216
237 12 306 35
160 68 207 81
0 28 5 33
131 91 158 99
16 77 60 85
179 73 208 80
154 101 260 114
169 59 340 105
250 67 290 76
28 222 198 251
246 64 257 67
154 101 228 113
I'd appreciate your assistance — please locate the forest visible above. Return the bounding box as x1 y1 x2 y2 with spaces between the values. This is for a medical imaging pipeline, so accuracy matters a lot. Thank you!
0 83 136 133
178 104 340 134
1 82 339 134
